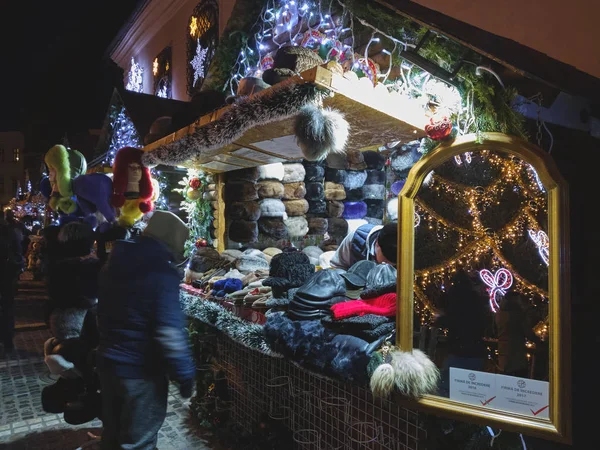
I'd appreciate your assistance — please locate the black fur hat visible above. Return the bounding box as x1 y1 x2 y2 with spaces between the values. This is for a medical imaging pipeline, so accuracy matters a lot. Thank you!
325 168 346 184
326 200 344 218
365 200 385 219
228 167 259 182
363 150 386 170
229 220 258 243
307 217 328 235
308 199 327 214
263 251 315 289
225 182 258 202
328 217 348 237
365 170 386 185
345 187 364 202
305 182 324 201
228 201 261 221
258 217 288 240
303 163 325 182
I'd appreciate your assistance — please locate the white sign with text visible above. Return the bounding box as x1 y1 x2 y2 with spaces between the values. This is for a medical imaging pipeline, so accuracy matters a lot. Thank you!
449 368 496 407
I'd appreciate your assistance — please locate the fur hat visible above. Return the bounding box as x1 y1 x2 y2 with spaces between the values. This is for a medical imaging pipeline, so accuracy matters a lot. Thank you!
363 150 386 170
257 180 284 199
111 147 154 212
365 170 386 185
342 201 367 219
262 45 324 85
283 182 306 200
258 163 285 181
324 182 346 201
264 250 315 288
387 198 398 220
221 249 243 262
228 201 261 221
326 152 348 170
324 167 345 184
228 166 259 182
259 198 287 218
320 238 339 252
341 170 367 190
294 104 349 161
345 188 364 202
347 149 367 170
188 247 223 274
258 217 288 240
282 163 306 183
303 163 325 182
225 182 258 202
327 200 344 218
391 179 406 196
283 199 309 216
362 184 386 200
390 140 423 178
236 249 270 273
263 247 282 258
307 217 328 235
305 182 324 201
302 246 323 265
365 200 385 219
229 220 258 243
327 218 348 237
143 211 189 262
307 199 326 214
284 216 309 238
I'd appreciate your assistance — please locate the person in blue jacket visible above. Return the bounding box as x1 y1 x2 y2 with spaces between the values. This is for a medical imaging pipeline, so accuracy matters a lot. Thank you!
96 211 195 450
330 222 398 270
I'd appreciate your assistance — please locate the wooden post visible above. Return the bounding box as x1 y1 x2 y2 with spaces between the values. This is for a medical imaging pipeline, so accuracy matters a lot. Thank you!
216 173 226 253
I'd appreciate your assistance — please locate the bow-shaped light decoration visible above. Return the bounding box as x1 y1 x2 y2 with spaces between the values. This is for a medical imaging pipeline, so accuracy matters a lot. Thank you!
528 229 549 266
479 268 513 312
454 152 473 166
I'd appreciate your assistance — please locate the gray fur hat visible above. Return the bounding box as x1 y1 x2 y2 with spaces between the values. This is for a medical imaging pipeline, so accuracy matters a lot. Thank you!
283 181 306 200
258 217 288 240
236 249 270 274
284 216 309 238
327 200 344 218
282 163 306 183
308 199 326 214
228 201 261 221
229 220 258 243
258 163 285 181
302 245 323 265
365 170 386 185
303 162 325 181
390 140 423 178
324 182 346 201
257 180 285 199
362 184 386 200
284 199 309 216
341 170 367 190
259 198 288 218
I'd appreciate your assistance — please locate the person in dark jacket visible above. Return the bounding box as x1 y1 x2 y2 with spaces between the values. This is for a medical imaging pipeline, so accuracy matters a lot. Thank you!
330 222 398 270
97 211 195 450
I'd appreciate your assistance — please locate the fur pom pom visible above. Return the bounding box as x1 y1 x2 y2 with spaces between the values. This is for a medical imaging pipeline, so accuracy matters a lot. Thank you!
389 351 425 398
412 349 441 395
370 363 396 398
139 201 152 213
294 104 349 161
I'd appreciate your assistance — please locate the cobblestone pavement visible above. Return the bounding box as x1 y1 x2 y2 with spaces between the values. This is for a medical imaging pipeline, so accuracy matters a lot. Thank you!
0 280 214 450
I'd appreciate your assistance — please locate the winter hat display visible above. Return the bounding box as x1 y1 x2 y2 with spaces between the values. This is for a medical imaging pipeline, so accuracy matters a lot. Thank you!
258 217 288 240
259 198 287 218
283 182 306 200
302 246 323 266
262 45 324 86
288 269 346 320
235 249 270 274
365 200 385 219
307 199 326 214
225 182 258 202
228 201 261 221
294 104 349 162
228 166 260 182
303 161 325 182
342 201 367 220
324 182 346 201
363 150 386 170
258 163 285 181
304 182 324 202
331 292 397 319
327 217 348 238
345 188 364 202
340 170 367 191
284 216 309 238
229 220 259 243
341 260 377 299
307 217 328 235
390 140 423 178
263 251 315 292
326 200 344 218
143 211 189 262
257 180 285 198
283 199 309 216
282 163 306 183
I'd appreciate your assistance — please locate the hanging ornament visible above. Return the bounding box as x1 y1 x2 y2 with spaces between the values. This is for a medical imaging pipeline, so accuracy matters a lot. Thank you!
300 29 326 50
189 178 202 190
195 238 208 248
528 229 550 266
479 268 513 313
187 188 202 201
425 115 453 140
352 57 378 86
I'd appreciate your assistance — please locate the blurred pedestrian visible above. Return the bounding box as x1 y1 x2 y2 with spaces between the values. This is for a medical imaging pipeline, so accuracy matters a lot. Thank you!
97 211 195 450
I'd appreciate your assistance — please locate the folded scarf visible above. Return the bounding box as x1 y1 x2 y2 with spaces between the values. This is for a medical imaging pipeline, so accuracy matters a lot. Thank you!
330 292 397 319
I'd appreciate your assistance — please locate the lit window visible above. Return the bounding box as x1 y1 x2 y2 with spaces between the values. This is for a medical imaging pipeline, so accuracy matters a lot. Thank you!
13 148 20 162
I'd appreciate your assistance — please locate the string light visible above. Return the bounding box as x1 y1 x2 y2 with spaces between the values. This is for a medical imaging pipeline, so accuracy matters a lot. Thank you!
126 57 144 93
480 268 513 312
106 105 141 166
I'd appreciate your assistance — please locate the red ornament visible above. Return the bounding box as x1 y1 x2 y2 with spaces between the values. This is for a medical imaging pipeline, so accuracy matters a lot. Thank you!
189 178 202 190
195 238 208 248
425 116 453 140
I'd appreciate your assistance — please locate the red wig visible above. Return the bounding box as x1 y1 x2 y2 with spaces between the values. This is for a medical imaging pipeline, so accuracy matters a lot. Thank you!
111 147 154 212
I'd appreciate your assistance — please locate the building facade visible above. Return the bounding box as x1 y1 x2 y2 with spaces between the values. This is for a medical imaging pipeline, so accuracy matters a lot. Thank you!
0 131 25 206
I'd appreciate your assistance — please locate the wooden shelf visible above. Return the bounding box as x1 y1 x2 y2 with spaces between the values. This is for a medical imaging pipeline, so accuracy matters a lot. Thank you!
142 65 427 172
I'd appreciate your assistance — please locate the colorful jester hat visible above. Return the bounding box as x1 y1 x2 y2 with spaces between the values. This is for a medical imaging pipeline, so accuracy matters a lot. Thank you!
44 144 87 214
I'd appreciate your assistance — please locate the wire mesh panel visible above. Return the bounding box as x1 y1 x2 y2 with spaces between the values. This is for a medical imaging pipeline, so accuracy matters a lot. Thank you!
214 332 426 449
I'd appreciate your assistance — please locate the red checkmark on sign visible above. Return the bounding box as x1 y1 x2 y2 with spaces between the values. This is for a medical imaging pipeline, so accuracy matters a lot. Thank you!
530 405 549 416
480 396 496 406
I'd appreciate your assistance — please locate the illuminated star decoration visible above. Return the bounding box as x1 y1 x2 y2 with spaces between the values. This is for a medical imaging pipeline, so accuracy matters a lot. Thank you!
153 58 159 76
190 41 208 87
189 16 198 37
157 84 168 98
528 229 549 266
126 57 144 93
479 268 513 313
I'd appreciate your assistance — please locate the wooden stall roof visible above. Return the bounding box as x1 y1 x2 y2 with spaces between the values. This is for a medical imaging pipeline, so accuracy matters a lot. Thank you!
142 66 427 173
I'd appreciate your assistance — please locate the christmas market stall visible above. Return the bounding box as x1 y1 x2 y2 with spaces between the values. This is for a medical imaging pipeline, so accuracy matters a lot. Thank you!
139 1 572 448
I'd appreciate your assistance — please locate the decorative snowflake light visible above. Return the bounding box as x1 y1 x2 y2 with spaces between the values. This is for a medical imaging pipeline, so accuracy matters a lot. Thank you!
126 57 144 93
157 82 169 98
479 268 513 313
190 41 208 87
528 229 550 266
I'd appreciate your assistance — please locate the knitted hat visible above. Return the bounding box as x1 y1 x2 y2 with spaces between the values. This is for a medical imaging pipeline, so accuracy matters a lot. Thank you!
257 180 285 198
324 182 346 201
258 163 285 181
229 220 259 243
307 199 326 214
307 217 328 235
361 263 397 298
327 218 348 237
228 201 261 221
213 278 244 297
362 185 386 200
341 171 367 190
235 249 270 274
259 198 287 218
330 292 397 319
305 182 324 201
365 170 386 185
282 163 306 183
263 251 315 290
365 200 385 219
302 246 323 265
225 182 258 202
342 201 367 219
284 216 309 238
303 163 325 182
283 182 306 200
228 166 259 182
347 149 367 171
258 217 288 240
345 188 364 202
143 211 189 262
327 200 344 218
283 199 309 216
363 150 386 170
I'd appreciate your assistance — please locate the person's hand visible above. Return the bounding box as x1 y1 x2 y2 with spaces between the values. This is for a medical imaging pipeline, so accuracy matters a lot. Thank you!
179 379 194 399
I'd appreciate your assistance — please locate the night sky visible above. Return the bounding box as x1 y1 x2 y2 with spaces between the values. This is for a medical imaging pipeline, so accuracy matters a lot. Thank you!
1 0 139 147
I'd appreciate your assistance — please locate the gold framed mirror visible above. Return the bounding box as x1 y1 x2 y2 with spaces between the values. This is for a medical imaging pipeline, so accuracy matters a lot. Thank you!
396 133 571 443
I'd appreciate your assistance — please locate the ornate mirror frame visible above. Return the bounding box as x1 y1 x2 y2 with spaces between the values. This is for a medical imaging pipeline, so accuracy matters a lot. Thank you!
396 133 571 443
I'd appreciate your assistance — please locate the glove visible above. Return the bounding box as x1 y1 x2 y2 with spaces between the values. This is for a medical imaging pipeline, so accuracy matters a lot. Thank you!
179 379 194 399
